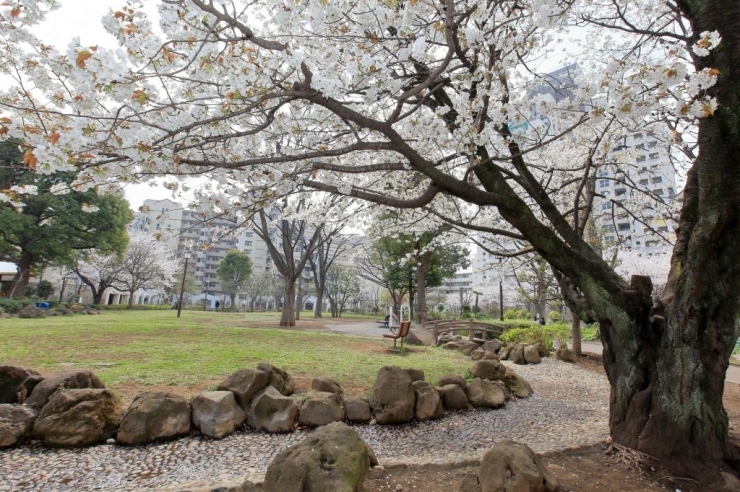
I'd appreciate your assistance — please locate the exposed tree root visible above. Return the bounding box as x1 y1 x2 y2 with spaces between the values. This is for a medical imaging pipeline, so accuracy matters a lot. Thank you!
604 437 659 473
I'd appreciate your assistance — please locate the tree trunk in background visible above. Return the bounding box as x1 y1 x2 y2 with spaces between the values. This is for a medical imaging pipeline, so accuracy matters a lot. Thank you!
280 279 296 327
571 315 582 356
9 253 32 298
296 277 302 321
415 252 432 325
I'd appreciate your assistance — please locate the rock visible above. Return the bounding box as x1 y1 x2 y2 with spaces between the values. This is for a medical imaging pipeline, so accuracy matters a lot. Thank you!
535 342 549 357
437 374 467 390
721 471 740 492
556 348 575 363
299 391 345 428
369 366 415 425
311 376 342 395
444 340 479 355
510 343 527 365
263 421 378 492
524 345 542 364
503 368 534 398
470 348 486 360
0 404 37 448
471 359 506 381
218 369 269 409
344 397 371 423
191 391 246 439
256 363 295 396
499 343 515 360
466 378 506 409
482 351 499 360
481 339 503 353
116 391 191 445
26 370 104 410
439 384 469 411
491 380 511 400
406 327 435 346
405 368 425 382
0 366 42 404
33 388 121 447
478 440 558 492
247 386 299 433
18 305 46 319
0 312 10 318
413 380 443 421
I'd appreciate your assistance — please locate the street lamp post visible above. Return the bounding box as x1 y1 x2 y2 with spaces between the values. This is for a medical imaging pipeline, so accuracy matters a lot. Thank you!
203 282 210 311
177 252 191 318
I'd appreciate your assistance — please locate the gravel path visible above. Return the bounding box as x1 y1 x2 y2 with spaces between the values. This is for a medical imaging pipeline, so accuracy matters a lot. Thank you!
0 358 610 491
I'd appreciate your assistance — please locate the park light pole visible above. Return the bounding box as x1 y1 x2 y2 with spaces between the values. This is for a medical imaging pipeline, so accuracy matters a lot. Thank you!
176 252 191 318
203 281 210 311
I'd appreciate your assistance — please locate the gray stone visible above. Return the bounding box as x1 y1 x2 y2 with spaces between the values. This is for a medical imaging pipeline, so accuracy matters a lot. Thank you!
466 378 506 409
191 391 246 439
406 327 435 346
439 384 469 411
263 421 378 492
310 376 342 395
18 305 46 319
344 397 371 423
481 339 503 353
482 351 499 360
470 348 486 360
556 348 575 362
535 342 549 357
0 366 42 404
413 380 443 421
0 404 37 448
471 359 506 381
117 391 191 445
247 386 298 433
33 389 121 447
478 440 558 492
437 374 467 390
26 370 104 410
298 391 345 428
510 343 527 365
369 366 415 425
405 368 425 382
491 380 511 400
256 363 295 396
524 345 542 364
217 369 269 409
503 368 534 398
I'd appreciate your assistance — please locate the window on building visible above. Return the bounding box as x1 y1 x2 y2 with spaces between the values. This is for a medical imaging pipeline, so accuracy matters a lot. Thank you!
649 153 660 160
658 226 669 232
636 155 646 163
651 176 662 183
668 187 675 196
618 223 631 231
597 169 609 177
599 179 609 188
654 189 663 196
604 235 615 243
246 232 253 237
635 143 645 150
633 132 643 139
601 202 610 210
639 178 649 185
648 141 657 148
245 241 252 246
615 188 627 196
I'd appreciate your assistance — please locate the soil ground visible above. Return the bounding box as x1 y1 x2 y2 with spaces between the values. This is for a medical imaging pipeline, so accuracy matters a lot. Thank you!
364 352 740 492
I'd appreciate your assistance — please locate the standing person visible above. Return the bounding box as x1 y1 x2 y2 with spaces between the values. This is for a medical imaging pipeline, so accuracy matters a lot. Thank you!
215 300 220 311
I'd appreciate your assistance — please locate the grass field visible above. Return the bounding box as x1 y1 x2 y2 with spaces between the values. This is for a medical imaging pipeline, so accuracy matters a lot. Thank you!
0 310 471 401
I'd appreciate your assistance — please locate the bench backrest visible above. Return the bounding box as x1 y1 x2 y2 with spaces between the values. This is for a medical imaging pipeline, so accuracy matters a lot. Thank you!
399 321 411 337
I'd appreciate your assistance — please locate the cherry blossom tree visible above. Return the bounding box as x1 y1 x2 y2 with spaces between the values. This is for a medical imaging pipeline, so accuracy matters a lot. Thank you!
117 232 178 308
0 0 738 460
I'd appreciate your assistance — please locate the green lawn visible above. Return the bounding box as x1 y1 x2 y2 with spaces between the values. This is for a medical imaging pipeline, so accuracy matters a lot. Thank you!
0 310 471 399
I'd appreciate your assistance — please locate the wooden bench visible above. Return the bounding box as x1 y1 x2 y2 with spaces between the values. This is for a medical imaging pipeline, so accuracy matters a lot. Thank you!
383 321 411 348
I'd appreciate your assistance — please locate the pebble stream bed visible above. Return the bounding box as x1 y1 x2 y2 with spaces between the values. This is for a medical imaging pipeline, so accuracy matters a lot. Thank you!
0 358 610 491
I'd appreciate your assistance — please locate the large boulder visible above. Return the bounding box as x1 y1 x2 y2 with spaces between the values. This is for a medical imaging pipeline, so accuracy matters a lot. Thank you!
311 376 342 395
478 441 558 492
466 378 506 409
503 368 534 398
437 374 467 390
482 351 499 360
263 421 378 492
439 384 470 411
0 366 43 404
535 342 549 357
116 391 191 445
481 339 503 353
247 386 299 433
470 348 486 361
257 363 295 396
18 305 46 319
298 391 345 428
191 391 246 439
413 380 444 421
26 370 105 410
405 368 425 382
556 348 575 363
444 340 480 354
510 343 527 365
217 369 269 409
0 404 38 448
406 327 435 346
471 359 507 381
344 397 371 423
32 388 121 447
369 366 415 425
524 345 542 364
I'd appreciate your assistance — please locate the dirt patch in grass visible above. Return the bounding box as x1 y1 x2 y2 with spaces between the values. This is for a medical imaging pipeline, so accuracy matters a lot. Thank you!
114 376 226 406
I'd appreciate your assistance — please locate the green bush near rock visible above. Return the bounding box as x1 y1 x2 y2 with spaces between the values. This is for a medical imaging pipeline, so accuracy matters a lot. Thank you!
501 323 571 350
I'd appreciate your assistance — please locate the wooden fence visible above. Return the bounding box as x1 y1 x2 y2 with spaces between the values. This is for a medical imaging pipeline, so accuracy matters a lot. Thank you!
428 319 505 345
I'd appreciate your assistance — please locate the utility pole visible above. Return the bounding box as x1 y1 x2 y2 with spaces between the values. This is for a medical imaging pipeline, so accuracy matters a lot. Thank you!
499 279 504 321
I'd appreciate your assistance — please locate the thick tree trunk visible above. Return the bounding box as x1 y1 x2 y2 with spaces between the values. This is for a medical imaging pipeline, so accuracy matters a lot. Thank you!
9 253 32 298
314 280 325 318
407 274 414 321
92 287 105 306
280 279 296 327
296 278 302 321
416 252 431 325
127 289 135 308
